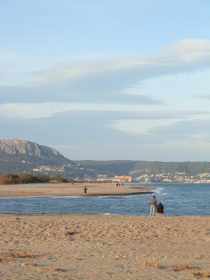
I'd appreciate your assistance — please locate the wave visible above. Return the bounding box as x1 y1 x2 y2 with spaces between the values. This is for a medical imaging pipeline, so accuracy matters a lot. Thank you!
152 187 164 194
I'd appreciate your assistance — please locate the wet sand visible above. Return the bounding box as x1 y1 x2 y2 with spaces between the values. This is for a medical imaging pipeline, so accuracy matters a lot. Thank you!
0 214 209 280
0 182 151 197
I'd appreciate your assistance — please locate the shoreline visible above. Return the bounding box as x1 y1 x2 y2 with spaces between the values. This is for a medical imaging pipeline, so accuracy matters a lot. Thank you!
0 191 152 198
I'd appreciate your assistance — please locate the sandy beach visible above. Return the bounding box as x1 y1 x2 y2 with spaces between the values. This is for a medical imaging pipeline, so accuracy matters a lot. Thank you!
0 184 209 279
0 215 209 280
0 182 151 197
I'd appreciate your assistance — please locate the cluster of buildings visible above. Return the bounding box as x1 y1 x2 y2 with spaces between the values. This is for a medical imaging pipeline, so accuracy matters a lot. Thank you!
33 165 65 173
96 175 132 184
135 172 210 184
96 172 210 184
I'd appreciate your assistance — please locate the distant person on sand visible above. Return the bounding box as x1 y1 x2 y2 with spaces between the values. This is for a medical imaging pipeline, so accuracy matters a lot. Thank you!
84 186 88 194
149 195 157 216
156 202 164 215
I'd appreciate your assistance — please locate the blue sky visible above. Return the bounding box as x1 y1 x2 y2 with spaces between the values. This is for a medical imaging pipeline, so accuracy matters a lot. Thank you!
1 0 210 160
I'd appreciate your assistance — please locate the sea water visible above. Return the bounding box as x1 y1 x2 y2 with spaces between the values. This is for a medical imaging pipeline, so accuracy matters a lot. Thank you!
0 183 209 216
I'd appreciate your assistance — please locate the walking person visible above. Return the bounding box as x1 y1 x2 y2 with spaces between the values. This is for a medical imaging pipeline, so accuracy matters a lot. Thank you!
149 195 157 216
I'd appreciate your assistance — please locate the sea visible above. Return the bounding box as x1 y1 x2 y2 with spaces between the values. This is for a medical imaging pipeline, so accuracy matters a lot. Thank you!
0 183 209 216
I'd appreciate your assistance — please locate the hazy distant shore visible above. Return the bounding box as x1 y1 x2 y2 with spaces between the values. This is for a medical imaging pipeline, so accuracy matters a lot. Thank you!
0 182 152 197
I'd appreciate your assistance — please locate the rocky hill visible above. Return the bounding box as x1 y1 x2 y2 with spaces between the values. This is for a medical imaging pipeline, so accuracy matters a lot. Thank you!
0 139 96 178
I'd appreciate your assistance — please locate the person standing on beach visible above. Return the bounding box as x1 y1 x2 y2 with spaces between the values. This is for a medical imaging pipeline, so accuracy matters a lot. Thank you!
84 186 88 194
149 195 157 216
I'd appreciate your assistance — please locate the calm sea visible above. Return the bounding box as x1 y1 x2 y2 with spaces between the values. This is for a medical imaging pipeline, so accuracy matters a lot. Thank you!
0 183 209 216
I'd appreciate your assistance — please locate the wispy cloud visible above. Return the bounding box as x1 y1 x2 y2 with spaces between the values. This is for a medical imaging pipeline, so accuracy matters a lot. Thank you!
111 117 210 136
36 39 210 82
0 101 208 120
0 39 210 105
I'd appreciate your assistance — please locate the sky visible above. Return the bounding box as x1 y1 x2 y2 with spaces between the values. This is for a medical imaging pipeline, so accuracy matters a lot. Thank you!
1 0 210 161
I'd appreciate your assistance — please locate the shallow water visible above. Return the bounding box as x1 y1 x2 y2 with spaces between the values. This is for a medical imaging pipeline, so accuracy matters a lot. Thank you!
0 183 209 215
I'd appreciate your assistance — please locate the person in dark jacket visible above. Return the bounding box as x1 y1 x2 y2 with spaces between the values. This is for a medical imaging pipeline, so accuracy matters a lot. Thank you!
156 202 164 215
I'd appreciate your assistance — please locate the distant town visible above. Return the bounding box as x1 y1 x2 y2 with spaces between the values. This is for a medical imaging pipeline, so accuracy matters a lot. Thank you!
90 173 210 184
133 172 210 184
30 165 210 184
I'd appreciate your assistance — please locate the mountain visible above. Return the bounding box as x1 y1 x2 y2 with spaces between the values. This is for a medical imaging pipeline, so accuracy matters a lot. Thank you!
2 139 210 181
0 139 96 178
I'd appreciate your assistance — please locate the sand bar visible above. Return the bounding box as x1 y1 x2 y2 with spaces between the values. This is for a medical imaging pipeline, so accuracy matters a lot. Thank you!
0 182 151 197
0 214 209 279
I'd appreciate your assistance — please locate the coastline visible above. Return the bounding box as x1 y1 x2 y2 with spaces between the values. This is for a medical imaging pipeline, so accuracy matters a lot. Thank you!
0 214 209 279
0 182 152 197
